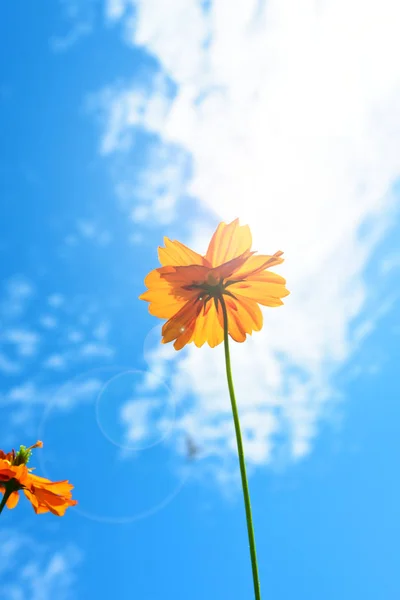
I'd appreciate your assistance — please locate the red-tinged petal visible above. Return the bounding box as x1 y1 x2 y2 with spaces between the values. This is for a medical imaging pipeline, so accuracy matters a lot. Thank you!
209 251 255 282
230 252 284 279
162 300 203 346
0 451 14 461
160 264 211 290
173 321 196 350
0 461 29 485
158 238 210 267
205 219 253 267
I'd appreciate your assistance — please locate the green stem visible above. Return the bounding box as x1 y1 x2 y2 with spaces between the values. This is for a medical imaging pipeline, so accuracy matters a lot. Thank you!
0 486 13 515
219 296 261 600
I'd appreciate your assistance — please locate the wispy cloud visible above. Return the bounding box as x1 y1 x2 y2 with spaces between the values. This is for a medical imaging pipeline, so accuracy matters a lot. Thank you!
380 252 400 274
5 329 40 357
88 77 188 225
80 342 115 358
49 0 95 53
39 315 58 330
92 0 400 473
43 354 67 370
50 22 92 53
67 330 84 343
1 276 35 319
121 397 162 445
64 219 113 248
1 281 114 376
0 353 20 375
4 377 104 416
48 294 64 308
0 530 82 600
0 272 115 435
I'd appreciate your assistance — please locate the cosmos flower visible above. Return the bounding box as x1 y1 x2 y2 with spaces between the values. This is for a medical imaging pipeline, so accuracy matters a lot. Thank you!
140 218 290 350
0 441 77 516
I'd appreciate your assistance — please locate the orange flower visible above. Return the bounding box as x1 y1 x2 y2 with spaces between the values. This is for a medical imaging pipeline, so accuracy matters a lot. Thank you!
0 441 77 516
23 474 77 516
140 218 290 350
0 459 29 509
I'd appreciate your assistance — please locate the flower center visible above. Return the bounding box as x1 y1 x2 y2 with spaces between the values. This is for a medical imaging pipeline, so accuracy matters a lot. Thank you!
183 274 240 310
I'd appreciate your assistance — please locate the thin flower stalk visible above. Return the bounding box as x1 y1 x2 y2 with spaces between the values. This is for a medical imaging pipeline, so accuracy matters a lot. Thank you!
140 218 289 599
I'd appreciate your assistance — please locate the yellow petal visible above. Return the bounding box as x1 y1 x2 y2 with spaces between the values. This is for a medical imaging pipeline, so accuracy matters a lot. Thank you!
229 279 290 307
158 238 209 267
147 298 186 319
192 300 224 348
142 267 175 292
140 288 186 319
140 266 197 319
0 487 20 509
205 219 252 267
224 295 263 341
246 271 287 285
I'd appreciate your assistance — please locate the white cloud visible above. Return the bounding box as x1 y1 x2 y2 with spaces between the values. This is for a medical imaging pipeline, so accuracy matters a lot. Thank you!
6 378 103 411
120 397 161 444
89 76 190 225
0 353 20 374
67 330 84 343
43 354 67 370
5 329 40 357
0 285 114 393
63 220 113 249
7 381 39 404
76 220 113 246
80 342 115 358
39 315 58 329
54 378 104 409
93 321 109 340
95 0 400 471
5 277 34 301
92 74 174 155
48 294 64 308
105 0 133 22
128 232 144 245
0 530 82 600
50 22 92 53
380 252 400 274
0 272 117 439
50 0 95 53
1 276 34 319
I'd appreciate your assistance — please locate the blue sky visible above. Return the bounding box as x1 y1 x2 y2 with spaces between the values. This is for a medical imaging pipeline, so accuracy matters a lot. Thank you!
1 1 400 598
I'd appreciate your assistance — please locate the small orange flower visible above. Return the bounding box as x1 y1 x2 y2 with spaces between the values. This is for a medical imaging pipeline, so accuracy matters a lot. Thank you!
140 218 290 350
0 441 77 516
